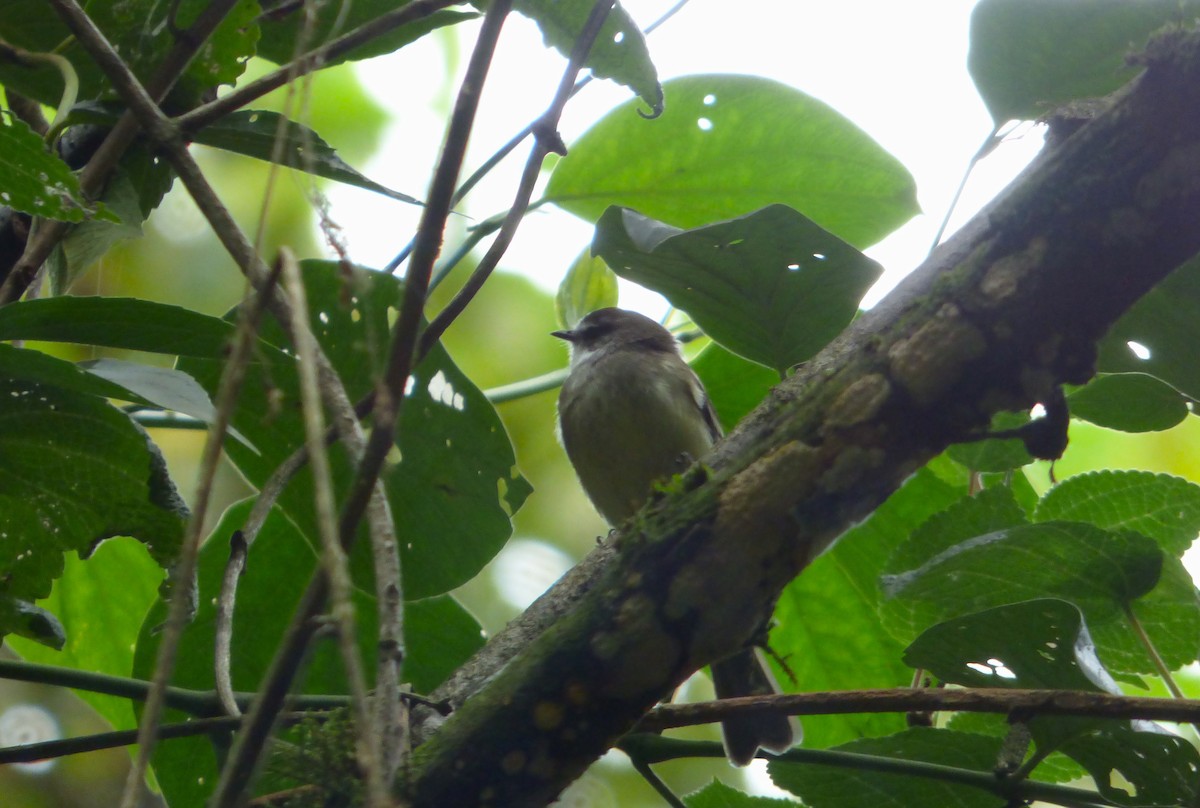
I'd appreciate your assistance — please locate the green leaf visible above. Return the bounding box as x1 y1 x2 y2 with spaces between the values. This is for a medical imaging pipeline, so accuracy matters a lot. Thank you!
593 205 881 373
0 296 236 357
505 0 660 113
189 110 422 205
48 172 144 294
772 553 910 749
0 378 186 645
1067 373 1188 433
905 599 1120 751
554 249 618 329
968 0 1200 125
685 779 794 807
881 521 1171 675
133 499 485 808
769 728 1004 808
767 468 961 749
257 2 477 68
547 75 918 244
0 0 258 105
178 262 531 599
1035 470 1200 556
1061 726 1200 807
0 115 111 223
1098 255 1200 399
884 486 1028 575
7 538 162 731
691 342 777 432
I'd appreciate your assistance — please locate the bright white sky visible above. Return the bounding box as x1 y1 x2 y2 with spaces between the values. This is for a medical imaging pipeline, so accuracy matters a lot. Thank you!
333 0 1045 317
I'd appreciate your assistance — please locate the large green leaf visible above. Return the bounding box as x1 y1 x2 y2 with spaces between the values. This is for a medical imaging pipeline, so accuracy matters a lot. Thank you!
769 728 1004 808
1061 727 1200 807
1035 470 1200 557
72 103 423 205
1098 255 1200 400
905 599 1120 751
6 538 162 732
691 342 778 432
880 520 1188 676
593 205 881 373
767 469 961 749
178 261 531 599
0 296 236 357
547 74 917 244
505 0 660 112
0 378 186 646
133 499 485 808
968 0 1200 125
1067 373 1189 433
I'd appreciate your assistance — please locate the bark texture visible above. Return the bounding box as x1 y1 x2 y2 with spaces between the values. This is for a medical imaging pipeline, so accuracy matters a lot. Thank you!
406 28 1200 807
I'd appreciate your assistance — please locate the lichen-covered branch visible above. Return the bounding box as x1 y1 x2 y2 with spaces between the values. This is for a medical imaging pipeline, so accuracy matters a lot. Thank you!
404 28 1200 807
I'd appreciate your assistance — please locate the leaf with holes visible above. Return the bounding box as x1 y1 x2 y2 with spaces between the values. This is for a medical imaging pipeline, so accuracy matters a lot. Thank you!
905 599 1120 751
1098 255 1200 399
548 75 917 243
0 379 186 646
178 262 531 599
593 205 881 373
0 116 114 223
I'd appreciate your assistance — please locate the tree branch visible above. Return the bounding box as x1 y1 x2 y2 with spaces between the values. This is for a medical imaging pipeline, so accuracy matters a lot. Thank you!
637 687 1200 731
404 27 1200 807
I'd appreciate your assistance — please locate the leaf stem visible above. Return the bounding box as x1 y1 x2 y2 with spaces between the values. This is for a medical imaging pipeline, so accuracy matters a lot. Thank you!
1123 601 1184 699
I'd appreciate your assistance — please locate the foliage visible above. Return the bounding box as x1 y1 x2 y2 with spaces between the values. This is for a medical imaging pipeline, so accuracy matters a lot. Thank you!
0 1 1196 808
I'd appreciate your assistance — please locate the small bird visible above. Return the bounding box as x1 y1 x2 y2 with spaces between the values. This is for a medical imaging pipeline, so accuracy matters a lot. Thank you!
553 307 796 765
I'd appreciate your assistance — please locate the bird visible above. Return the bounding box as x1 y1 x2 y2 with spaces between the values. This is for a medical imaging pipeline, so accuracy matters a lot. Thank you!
553 306 797 765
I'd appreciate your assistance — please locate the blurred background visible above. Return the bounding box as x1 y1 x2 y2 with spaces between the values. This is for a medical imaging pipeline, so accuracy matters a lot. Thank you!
4 1 1200 805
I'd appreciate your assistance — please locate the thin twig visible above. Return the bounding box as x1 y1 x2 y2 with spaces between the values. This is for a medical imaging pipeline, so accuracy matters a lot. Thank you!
417 0 617 359
329 0 514 654
38 7 373 805
214 443 314 716
636 687 1200 733
387 0 692 275
0 658 350 715
281 248 387 805
0 712 329 766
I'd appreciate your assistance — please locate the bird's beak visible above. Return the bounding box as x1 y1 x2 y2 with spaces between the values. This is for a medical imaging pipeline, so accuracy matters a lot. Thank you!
551 328 575 342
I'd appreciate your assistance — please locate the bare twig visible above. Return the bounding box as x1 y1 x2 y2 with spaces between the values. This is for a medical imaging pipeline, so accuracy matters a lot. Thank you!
0 712 330 766
38 5 387 805
281 248 386 805
329 0 514 657
418 0 617 358
637 687 1200 733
